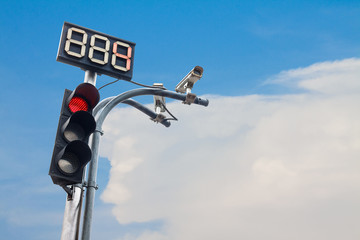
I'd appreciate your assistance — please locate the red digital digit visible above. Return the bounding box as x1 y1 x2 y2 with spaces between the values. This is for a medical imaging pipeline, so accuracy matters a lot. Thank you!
111 41 132 72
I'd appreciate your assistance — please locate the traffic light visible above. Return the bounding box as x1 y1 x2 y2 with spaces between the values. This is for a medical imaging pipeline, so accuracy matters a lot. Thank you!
49 83 100 187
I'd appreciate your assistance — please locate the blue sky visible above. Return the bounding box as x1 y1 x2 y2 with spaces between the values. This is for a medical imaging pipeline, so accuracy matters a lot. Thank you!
0 1 359 239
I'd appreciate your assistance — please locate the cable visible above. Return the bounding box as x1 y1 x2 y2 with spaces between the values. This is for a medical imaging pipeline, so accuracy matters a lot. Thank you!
161 101 178 121
128 80 167 90
98 78 167 91
97 79 120 90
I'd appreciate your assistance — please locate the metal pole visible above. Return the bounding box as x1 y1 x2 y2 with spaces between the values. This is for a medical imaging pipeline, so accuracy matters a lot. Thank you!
61 70 97 240
84 70 97 85
81 129 101 240
60 185 83 240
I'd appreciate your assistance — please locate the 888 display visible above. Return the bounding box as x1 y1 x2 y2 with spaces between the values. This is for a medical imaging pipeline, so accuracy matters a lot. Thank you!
57 22 136 81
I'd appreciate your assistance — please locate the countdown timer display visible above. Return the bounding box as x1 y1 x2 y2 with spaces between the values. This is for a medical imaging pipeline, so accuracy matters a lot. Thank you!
57 22 136 81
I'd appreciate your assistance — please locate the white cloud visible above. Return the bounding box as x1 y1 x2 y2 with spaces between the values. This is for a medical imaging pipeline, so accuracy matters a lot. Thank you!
100 58 360 240
266 58 360 94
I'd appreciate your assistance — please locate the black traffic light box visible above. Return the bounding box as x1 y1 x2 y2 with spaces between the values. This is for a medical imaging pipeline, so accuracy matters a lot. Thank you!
49 83 100 187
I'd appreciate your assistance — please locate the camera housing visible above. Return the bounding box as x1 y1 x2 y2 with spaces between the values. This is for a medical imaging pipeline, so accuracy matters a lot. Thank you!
175 66 203 93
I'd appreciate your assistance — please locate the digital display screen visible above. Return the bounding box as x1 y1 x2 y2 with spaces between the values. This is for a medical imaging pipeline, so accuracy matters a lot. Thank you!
57 22 136 81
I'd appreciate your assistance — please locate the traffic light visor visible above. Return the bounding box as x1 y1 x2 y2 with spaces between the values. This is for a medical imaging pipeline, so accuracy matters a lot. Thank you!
56 140 91 175
62 111 96 142
67 83 100 113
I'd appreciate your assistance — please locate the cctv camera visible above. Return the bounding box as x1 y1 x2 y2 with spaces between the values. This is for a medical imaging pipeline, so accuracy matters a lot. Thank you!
175 66 203 93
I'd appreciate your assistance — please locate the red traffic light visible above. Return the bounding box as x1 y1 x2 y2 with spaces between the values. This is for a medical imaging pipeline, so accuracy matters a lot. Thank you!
50 86 100 187
69 97 89 112
67 83 100 113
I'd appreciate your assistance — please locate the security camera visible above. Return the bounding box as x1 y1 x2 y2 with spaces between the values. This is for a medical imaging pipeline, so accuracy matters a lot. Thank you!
175 66 203 93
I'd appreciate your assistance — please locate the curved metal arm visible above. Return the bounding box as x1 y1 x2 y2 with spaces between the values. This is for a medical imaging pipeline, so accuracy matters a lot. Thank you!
82 88 209 240
93 96 113 117
93 97 171 127
95 88 209 130
122 99 171 127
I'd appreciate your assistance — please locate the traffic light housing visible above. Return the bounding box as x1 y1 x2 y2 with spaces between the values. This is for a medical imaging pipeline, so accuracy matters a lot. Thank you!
49 83 100 187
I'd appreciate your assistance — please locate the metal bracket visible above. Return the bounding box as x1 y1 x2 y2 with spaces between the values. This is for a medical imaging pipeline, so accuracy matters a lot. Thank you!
154 98 166 113
94 128 104 136
151 113 166 123
153 83 166 113
83 181 99 190
183 93 197 105
63 185 74 200
63 183 83 200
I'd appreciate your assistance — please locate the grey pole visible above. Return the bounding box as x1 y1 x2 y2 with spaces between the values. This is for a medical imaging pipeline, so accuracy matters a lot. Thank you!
81 88 209 240
81 128 101 240
60 185 83 240
60 70 97 240
84 70 97 85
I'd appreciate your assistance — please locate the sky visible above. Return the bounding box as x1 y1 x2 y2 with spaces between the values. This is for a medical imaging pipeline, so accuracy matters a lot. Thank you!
0 0 359 239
